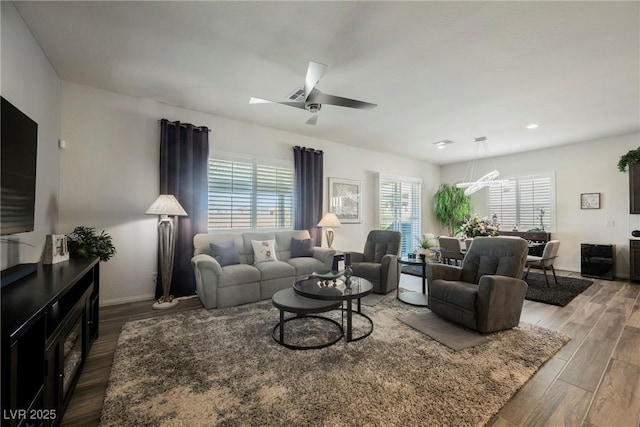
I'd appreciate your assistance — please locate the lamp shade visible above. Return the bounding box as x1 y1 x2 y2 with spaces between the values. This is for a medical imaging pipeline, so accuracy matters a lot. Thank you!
145 194 188 216
317 212 342 228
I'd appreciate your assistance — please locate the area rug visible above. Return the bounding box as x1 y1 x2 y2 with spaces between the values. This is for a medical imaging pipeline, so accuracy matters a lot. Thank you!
524 272 593 307
99 297 569 427
398 311 489 351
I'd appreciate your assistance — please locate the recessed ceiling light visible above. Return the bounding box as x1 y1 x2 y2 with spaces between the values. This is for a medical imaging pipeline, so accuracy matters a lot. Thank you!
433 139 455 149
526 123 539 129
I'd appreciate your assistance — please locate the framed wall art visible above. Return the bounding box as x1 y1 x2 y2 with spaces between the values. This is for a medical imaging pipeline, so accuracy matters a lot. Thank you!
329 178 361 223
580 193 600 209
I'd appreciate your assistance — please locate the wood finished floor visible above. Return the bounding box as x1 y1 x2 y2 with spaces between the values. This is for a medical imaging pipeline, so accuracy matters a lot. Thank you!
62 272 640 427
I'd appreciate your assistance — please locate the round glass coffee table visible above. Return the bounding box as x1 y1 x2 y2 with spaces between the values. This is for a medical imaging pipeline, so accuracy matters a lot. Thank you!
294 276 374 342
397 255 433 307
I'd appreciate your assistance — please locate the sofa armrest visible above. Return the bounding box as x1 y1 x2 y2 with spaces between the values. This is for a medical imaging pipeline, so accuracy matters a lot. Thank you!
312 247 336 264
426 263 462 282
476 275 528 333
191 253 223 275
191 254 223 309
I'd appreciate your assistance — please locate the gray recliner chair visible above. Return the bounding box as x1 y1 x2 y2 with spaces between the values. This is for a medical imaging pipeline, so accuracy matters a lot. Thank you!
427 236 529 333
350 230 402 294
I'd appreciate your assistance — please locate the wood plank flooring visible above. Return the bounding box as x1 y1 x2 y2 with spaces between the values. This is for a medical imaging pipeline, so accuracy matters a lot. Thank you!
62 272 640 427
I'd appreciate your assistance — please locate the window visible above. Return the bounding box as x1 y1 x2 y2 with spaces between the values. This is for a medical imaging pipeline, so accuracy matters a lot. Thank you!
208 157 294 230
377 174 422 256
488 173 554 231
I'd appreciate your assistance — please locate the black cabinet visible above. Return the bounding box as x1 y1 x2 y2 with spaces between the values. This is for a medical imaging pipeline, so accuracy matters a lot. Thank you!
1 258 99 427
581 243 615 280
630 240 640 283
630 163 640 214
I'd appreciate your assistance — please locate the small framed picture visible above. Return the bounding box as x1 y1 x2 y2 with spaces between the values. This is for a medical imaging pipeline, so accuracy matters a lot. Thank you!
43 234 70 264
580 193 600 209
329 178 361 223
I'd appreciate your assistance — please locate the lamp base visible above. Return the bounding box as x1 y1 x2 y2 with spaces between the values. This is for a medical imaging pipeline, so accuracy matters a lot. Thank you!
152 297 179 310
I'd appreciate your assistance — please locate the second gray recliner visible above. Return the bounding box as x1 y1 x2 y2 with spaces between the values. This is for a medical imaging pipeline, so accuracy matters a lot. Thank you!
427 236 529 333
350 230 402 294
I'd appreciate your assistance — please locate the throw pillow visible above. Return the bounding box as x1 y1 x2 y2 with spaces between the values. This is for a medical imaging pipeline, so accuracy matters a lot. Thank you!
252 239 278 264
290 238 313 258
210 240 240 267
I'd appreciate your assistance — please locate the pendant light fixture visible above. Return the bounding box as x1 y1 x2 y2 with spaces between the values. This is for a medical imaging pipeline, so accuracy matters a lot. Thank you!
456 137 509 195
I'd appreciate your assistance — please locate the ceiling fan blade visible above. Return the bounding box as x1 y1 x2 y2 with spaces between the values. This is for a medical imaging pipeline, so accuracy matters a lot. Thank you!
308 90 377 110
305 114 319 126
304 61 327 101
249 97 306 110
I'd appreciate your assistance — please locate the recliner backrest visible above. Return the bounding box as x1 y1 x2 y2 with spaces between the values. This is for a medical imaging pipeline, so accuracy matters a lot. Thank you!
460 237 529 284
362 230 401 262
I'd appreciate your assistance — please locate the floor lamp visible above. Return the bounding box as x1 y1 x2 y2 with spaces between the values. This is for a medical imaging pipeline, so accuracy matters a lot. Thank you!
146 194 187 310
317 212 342 249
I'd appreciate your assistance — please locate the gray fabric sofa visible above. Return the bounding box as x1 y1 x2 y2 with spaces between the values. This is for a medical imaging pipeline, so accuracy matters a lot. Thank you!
191 230 335 309
427 236 529 333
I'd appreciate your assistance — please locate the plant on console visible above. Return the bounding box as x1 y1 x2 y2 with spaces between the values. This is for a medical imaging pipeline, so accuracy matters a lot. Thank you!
67 226 116 262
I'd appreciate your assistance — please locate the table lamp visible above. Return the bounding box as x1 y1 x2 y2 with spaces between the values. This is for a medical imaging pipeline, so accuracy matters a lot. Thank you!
145 194 187 309
317 212 342 249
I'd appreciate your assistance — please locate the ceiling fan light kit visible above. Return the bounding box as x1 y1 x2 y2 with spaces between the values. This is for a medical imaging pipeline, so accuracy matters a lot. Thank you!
250 60 377 125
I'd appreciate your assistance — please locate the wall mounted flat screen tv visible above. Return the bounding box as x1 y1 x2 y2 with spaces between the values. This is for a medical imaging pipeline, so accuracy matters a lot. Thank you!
1 96 38 235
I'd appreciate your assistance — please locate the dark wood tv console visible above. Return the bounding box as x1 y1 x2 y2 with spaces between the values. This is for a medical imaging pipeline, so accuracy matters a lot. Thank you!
1 257 99 427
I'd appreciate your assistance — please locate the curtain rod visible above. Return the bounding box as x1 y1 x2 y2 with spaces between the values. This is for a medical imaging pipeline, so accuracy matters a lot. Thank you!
159 119 211 132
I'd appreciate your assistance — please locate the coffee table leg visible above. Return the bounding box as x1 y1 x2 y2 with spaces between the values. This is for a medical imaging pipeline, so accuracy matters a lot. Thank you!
422 259 426 294
279 309 284 344
347 300 353 342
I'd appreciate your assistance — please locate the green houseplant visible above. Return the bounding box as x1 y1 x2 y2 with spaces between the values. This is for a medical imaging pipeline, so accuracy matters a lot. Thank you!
67 226 116 262
618 147 640 172
434 183 472 236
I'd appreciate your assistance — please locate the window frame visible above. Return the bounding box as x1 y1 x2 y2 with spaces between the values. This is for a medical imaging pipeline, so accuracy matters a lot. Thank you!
487 171 556 233
207 153 294 231
376 173 422 257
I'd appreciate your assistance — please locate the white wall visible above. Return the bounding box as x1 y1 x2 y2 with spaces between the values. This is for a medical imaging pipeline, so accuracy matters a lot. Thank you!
0 2 61 269
59 82 440 305
441 132 640 278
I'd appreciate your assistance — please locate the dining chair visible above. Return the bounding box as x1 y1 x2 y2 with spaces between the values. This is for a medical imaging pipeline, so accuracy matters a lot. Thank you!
438 236 465 266
524 240 561 286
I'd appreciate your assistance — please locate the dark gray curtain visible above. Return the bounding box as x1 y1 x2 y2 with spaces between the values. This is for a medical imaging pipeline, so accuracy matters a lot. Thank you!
293 146 323 245
158 119 209 297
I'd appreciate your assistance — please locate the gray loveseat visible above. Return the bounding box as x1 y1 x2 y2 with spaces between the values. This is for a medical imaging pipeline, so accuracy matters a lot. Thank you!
191 230 335 309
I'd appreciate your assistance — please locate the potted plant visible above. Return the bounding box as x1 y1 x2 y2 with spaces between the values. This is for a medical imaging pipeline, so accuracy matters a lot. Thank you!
459 215 499 238
434 183 472 236
415 233 438 257
67 226 116 262
618 147 640 172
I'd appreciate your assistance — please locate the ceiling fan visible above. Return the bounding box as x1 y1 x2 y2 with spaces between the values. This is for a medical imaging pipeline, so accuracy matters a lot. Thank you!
249 61 377 125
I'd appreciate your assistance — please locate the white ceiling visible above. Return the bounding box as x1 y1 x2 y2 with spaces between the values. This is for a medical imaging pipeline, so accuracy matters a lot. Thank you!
13 1 640 165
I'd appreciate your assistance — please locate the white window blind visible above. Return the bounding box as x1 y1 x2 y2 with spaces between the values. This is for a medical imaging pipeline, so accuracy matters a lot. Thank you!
488 173 554 231
377 174 421 256
208 158 293 230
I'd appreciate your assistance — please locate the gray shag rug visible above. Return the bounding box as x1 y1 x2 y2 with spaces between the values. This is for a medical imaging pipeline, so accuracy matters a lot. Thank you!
523 272 593 307
100 296 569 427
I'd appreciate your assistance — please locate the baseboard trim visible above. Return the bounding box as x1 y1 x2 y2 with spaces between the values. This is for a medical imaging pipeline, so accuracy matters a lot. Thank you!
100 293 199 307
100 293 155 307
